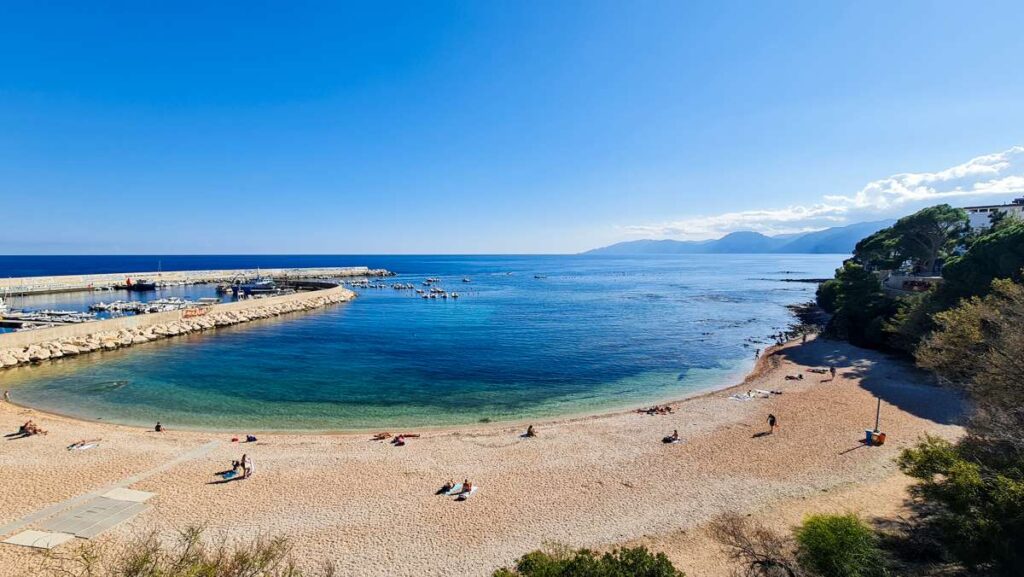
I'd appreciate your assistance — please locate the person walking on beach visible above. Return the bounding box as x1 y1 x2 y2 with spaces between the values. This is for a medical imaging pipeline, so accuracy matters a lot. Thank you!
2 390 9 403
242 454 253 479
754 348 760 360
829 366 837 381
767 414 778 434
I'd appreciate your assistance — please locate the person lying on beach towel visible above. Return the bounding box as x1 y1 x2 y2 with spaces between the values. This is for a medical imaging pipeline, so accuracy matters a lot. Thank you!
784 374 804 380
20 421 47 436
457 484 478 501
372 432 392 441
67 439 101 450
807 368 828 374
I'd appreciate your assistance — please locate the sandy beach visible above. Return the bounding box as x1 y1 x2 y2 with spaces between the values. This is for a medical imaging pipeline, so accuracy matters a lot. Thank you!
0 336 964 577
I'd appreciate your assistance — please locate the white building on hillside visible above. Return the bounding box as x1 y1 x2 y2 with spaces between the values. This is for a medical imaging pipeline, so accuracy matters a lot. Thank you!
964 198 1024 231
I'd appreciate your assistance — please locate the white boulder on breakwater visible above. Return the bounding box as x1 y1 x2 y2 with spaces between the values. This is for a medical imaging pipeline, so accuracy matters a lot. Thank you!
0 290 352 369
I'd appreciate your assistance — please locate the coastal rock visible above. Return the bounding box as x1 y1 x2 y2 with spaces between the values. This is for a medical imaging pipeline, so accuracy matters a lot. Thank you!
61 344 81 355
27 346 51 361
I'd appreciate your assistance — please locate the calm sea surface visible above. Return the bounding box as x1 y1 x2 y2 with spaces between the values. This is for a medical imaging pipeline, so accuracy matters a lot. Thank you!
0 255 842 430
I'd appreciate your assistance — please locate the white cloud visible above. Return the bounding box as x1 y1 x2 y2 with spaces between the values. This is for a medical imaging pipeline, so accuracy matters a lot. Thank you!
627 146 1024 239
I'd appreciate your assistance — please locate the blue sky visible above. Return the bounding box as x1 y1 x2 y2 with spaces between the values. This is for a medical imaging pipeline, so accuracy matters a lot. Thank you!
2 1 1023 254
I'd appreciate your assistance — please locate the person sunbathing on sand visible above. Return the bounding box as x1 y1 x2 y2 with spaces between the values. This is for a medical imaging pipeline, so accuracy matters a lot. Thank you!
462 480 473 494
525 425 536 437
372 432 391 441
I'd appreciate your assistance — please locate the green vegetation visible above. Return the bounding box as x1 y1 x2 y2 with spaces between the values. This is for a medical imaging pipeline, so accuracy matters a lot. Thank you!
35 526 333 577
816 262 893 347
492 545 684 577
897 276 1024 575
711 512 891 577
853 204 968 274
815 201 1024 575
817 203 1024 353
794 514 887 577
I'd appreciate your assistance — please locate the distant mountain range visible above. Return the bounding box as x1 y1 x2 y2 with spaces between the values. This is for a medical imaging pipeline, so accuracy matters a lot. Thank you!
584 220 894 255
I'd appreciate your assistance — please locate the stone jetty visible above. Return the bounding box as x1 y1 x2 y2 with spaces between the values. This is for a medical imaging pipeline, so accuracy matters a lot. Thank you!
0 288 353 369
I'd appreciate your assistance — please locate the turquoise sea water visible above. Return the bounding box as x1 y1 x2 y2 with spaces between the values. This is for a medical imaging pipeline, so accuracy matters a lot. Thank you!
2 255 842 430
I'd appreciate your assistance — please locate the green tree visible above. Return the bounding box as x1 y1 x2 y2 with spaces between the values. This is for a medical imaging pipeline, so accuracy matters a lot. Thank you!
899 437 1024 576
937 221 1024 307
493 545 684 577
816 262 893 348
917 277 1024 449
854 204 969 274
903 277 1024 575
794 514 888 577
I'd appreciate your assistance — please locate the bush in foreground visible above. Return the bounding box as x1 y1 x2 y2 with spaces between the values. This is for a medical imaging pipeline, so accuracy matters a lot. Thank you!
899 436 1024 576
492 544 684 577
795 514 887 577
34 526 334 577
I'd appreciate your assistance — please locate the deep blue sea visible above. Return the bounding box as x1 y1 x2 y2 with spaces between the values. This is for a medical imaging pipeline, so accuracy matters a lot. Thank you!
1 255 843 430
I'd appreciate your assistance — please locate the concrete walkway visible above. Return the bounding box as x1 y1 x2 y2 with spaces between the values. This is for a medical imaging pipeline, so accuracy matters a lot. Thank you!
0 440 219 541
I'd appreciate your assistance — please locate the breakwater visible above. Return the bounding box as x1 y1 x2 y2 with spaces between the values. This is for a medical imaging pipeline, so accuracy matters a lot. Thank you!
0 285 355 368
0 266 390 296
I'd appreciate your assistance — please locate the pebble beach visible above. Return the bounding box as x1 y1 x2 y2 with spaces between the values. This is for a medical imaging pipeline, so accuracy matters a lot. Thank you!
0 336 964 576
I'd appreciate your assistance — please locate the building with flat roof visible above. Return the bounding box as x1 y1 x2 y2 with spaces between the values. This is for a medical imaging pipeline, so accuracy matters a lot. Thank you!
964 198 1024 230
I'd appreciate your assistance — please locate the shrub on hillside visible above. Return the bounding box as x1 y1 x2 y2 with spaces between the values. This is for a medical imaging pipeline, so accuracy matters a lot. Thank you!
492 544 684 577
899 436 1024 576
794 514 888 577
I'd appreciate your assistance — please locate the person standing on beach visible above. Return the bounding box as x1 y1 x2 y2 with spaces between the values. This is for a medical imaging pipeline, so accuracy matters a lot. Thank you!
829 366 837 381
754 348 760 360
767 414 778 434
2 390 10 403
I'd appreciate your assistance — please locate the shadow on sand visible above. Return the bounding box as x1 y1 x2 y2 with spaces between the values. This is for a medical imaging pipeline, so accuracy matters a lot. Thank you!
775 339 965 426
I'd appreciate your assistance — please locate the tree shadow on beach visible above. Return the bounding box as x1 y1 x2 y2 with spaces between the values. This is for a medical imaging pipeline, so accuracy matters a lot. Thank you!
775 339 965 426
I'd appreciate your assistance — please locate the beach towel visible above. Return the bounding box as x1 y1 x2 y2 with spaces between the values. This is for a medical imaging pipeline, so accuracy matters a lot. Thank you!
444 483 464 496
221 470 238 480
457 486 478 500
69 443 97 451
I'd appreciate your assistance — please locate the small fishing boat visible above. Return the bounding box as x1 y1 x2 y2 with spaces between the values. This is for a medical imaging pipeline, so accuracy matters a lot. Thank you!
123 278 157 291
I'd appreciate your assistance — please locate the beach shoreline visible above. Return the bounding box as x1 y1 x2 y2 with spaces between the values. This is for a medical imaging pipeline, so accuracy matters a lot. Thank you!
1 340 777 435
0 336 964 577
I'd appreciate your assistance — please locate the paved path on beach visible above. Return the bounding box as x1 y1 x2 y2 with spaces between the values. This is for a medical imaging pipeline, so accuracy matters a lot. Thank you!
0 440 219 538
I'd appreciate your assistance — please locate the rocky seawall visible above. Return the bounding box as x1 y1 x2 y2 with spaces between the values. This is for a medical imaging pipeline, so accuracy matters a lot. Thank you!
0 287 353 368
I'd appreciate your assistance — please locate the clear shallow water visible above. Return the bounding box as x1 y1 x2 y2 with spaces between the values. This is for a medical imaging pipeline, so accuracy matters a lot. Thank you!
2 255 843 430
